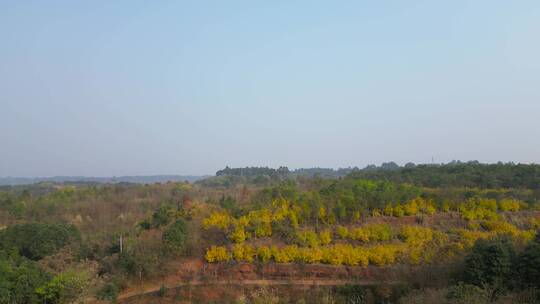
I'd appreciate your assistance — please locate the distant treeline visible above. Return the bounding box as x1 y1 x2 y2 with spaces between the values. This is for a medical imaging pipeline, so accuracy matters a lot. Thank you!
216 166 291 177
349 162 540 189
213 162 540 189
216 166 357 178
0 175 206 186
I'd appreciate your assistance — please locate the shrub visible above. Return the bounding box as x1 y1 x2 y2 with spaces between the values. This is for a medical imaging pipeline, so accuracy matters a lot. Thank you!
399 226 434 245
232 244 256 262
202 211 232 230
478 199 498 212
0 223 80 260
442 201 452 212
383 204 393 216
152 206 171 228
319 230 332 246
458 200 500 221
257 246 272 263
348 224 392 243
498 199 522 212
423 204 436 215
393 204 405 217
403 199 419 216
228 225 248 243
249 210 273 237
0 252 51 304
137 219 152 230
157 284 167 297
446 282 489 304
298 246 323 264
321 246 344 265
322 244 368 266
397 288 447 304
336 226 349 239
36 269 90 304
296 230 320 247
456 229 492 249
118 238 162 278
97 281 119 301
270 245 300 263
205 246 230 263
336 285 366 304
162 219 188 253
250 287 279 304
350 227 369 242
367 245 401 266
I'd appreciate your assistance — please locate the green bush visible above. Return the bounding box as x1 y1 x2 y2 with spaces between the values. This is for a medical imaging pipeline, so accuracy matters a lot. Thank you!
446 282 489 304
152 206 171 228
158 284 167 297
0 251 51 304
335 284 366 304
0 223 80 260
36 270 89 304
118 239 162 278
97 282 119 302
163 219 188 253
137 219 152 230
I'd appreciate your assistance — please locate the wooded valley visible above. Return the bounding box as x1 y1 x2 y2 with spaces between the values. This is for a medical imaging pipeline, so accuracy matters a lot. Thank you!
1 162 540 303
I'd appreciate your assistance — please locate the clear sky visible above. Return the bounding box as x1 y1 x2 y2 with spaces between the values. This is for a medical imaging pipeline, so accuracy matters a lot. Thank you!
1 1 539 177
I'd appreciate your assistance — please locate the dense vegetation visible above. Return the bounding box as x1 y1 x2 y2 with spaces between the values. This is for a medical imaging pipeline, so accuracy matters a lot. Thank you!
0 224 85 304
0 162 539 303
0 223 80 260
349 162 540 189
207 162 540 191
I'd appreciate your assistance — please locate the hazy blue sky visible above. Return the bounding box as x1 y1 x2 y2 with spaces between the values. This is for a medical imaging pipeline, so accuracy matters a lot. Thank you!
1 1 539 176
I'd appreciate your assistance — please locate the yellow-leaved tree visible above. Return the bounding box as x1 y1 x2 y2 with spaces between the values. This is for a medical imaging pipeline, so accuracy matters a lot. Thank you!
203 211 232 230
205 246 230 263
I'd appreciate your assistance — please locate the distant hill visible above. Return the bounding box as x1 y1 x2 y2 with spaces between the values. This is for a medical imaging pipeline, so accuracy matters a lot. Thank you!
0 175 207 186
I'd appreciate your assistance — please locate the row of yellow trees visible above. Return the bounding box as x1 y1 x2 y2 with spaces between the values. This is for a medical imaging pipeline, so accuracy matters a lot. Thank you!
206 225 443 266
205 214 531 249
205 221 537 266
205 243 405 266
203 198 527 243
202 198 435 244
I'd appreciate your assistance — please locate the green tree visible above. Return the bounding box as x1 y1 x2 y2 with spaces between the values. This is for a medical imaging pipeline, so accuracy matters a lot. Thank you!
152 206 171 228
36 270 89 304
515 233 540 290
0 251 51 304
163 219 188 253
0 223 80 260
463 237 516 298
